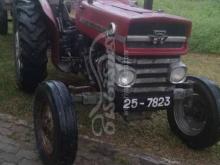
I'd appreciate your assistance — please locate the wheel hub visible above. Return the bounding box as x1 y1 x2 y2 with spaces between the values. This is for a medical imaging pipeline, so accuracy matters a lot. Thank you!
40 104 54 155
174 94 207 136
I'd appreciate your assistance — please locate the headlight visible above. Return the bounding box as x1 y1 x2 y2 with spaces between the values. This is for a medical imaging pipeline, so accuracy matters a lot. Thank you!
169 62 187 84
116 69 136 87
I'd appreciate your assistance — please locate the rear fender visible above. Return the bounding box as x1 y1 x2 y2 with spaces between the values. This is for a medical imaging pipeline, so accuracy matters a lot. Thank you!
38 0 61 69
39 0 56 25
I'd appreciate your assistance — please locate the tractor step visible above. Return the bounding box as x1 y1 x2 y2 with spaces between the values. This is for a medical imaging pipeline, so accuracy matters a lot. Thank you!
72 92 100 105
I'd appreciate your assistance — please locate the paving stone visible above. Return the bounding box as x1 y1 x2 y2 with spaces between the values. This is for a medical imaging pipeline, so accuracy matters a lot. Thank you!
18 159 41 165
0 112 169 165
16 150 38 160
1 162 16 165
0 127 13 136
0 121 12 129
0 114 14 122
0 153 19 163
0 143 19 153
0 135 17 146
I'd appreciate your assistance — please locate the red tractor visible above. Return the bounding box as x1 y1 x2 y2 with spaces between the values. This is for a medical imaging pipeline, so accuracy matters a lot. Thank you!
12 0 220 164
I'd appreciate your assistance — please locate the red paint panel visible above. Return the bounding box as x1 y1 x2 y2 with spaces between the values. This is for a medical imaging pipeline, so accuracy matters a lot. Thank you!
76 0 192 57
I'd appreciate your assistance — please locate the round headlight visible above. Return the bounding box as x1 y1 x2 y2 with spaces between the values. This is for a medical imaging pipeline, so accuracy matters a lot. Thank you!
117 69 136 87
170 66 187 84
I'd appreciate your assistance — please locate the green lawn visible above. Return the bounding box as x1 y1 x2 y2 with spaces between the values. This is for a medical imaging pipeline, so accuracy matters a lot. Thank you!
138 0 220 54
0 35 33 119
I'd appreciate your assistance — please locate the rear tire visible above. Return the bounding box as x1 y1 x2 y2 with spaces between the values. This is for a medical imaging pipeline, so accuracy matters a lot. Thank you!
167 76 220 149
33 81 78 165
13 0 48 92
0 0 8 35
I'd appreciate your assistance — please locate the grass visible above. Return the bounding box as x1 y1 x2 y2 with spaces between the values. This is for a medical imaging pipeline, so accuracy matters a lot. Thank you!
0 34 33 119
1 31 220 164
138 0 220 54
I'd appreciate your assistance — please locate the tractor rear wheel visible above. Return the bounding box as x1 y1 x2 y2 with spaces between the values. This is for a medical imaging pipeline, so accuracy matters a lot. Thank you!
0 0 8 35
167 76 220 149
13 0 48 92
33 81 78 165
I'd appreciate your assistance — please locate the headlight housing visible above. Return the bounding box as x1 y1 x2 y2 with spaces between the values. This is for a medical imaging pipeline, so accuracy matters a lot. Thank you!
169 62 187 84
116 65 136 87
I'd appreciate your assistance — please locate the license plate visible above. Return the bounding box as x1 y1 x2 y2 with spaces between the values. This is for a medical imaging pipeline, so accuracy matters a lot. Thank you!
122 95 173 111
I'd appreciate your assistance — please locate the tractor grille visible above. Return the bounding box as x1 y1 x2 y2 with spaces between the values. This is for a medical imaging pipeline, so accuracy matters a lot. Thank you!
127 22 187 48
115 56 179 94
128 22 187 36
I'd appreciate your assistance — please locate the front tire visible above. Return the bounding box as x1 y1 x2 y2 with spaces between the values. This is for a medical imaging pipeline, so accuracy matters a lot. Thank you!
33 81 78 165
167 76 220 149
13 0 48 92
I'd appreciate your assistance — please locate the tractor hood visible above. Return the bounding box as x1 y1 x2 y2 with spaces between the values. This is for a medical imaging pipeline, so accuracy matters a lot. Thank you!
76 0 192 56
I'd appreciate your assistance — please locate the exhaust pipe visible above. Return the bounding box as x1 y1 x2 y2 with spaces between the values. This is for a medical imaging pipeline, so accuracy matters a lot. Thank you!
144 0 153 10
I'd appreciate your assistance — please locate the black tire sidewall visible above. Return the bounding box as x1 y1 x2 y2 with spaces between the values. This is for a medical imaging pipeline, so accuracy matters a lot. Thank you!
167 77 220 149
33 81 78 165
13 0 48 92
12 0 20 84
34 84 60 165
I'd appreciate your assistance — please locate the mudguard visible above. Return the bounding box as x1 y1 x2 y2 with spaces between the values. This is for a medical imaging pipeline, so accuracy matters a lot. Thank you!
38 0 57 26
38 0 61 69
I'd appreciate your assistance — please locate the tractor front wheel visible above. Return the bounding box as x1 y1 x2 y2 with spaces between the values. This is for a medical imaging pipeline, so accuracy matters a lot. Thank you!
167 76 220 149
33 81 78 165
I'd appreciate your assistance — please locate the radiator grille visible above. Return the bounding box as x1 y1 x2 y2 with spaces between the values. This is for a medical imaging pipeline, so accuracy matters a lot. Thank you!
116 56 179 94
127 22 187 48
128 22 187 36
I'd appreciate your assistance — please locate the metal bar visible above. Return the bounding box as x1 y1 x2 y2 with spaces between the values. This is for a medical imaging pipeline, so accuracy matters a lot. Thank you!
71 92 100 105
135 77 167 84
166 36 187 43
127 36 151 42
136 68 168 74
116 56 180 65
117 86 174 93
127 36 187 43
68 85 96 93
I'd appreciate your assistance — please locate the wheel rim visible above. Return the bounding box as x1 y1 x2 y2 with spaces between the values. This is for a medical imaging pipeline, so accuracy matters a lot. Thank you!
174 94 207 136
15 31 22 77
39 103 55 155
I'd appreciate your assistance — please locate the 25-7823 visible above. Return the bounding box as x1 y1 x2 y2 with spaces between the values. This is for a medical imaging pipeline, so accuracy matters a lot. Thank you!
123 96 171 110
